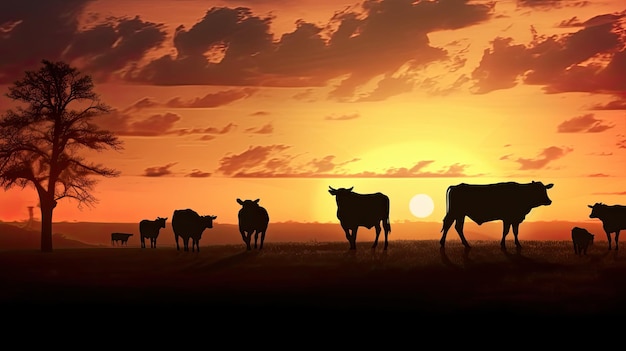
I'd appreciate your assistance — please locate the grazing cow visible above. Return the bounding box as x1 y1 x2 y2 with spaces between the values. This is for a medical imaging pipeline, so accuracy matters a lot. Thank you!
237 198 269 250
440 181 554 250
571 227 594 255
172 209 217 252
328 186 391 250
139 217 167 249
588 203 626 251
111 232 133 246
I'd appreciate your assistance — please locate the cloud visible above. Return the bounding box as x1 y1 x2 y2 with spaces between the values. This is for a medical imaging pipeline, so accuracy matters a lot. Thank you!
557 113 614 133
588 173 610 177
124 1 493 101
324 113 359 121
214 146 482 178
95 110 180 136
471 14 626 95
589 99 626 110
0 1 167 83
516 0 589 9
165 88 257 108
245 123 273 134
514 146 573 170
143 162 177 177
186 169 211 178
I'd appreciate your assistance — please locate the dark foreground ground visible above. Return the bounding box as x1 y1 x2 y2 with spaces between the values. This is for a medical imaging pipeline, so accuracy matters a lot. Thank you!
2 240 625 320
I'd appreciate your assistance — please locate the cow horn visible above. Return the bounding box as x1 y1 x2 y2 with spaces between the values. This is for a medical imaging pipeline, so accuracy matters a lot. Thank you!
329 186 335 191
588 205 593 208
348 186 353 191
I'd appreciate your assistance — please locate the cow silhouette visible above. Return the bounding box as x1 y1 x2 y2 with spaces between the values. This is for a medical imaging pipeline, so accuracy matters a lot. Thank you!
328 186 391 250
172 208 217 252
111 232 133 246
571 226 594 255
139 217 167 249
440 181 554 250
588 203 626 251
237 198 269 250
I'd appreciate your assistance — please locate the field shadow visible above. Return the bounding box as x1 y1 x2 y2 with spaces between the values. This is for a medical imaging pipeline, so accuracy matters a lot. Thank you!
439 246 471 269
189 250 260 272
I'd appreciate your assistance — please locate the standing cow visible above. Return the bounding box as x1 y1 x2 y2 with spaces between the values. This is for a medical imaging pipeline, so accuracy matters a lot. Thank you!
237 198 269 250
172 208 217 252
328 186 391 250
139 217 167 249
571 226 594 255
588 203 626 251
440 181 554 250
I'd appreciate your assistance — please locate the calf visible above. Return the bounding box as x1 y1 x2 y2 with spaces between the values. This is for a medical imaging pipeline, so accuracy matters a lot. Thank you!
571 227 594 255
111 232 133 246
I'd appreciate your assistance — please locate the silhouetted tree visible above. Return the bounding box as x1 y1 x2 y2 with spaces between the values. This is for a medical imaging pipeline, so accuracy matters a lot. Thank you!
0 60 123 252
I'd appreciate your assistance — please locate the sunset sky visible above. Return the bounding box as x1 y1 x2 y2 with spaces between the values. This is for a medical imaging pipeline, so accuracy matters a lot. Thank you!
1 0 625 227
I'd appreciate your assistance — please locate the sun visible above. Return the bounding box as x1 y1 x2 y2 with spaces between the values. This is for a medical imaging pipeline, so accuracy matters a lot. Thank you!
409 194 434 218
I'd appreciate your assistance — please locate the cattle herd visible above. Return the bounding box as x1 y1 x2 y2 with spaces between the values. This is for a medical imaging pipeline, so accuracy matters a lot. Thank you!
111 181 626 254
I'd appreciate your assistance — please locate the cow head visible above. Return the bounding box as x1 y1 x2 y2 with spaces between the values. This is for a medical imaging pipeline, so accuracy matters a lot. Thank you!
156 217 167 228
237 198 261 208
201 215 218 228
528 181 553 207
328 186 354 196
588 203 605 218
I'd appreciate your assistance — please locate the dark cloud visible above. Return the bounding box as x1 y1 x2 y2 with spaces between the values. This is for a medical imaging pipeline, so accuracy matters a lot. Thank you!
588 173 610 177
186 169 211 178
514 146 573 170
0 0 167 83
143 162 177 177
0 0 93 83
214 145 481 178
165 88 257 108
245 123 273 134
171 123 238 139
95 110 180 136
324 113 359 121
557 113 614 133
125 1 493 101
516 0 589 9
589 99 626 110
472 15 626 95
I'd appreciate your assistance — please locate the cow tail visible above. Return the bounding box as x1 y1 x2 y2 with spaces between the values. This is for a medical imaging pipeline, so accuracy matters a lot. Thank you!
384 217 391 234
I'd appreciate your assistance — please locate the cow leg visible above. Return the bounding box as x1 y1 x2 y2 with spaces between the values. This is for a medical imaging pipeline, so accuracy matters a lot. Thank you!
500 222 511 249
259 231 266 250
245 232 252 250
372 224 381 249
606 231 612 250
440 214 456 247
254 230 259 249
512 222 522 249
383 228 389 250
140 236 145 248
351 227 358 249
616 231 620 251
454 217 471 248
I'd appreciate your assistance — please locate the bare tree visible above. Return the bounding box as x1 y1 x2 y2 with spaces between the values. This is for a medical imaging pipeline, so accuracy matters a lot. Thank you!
0 60 123 252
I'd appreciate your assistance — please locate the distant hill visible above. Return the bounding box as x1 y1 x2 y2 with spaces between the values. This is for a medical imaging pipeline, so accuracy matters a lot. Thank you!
0 219 608 251
0 222 102 250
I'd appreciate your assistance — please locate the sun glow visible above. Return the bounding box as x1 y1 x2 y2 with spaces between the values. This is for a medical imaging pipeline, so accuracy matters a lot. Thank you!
409 193 435 218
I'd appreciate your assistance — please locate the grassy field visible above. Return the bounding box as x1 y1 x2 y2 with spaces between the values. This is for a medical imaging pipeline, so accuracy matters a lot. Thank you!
2 239 625 318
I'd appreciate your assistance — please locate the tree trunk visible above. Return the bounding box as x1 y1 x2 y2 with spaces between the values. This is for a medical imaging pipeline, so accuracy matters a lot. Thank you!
39 199 56 253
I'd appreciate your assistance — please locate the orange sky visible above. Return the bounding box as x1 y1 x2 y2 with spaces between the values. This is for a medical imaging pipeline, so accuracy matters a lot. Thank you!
1 0 625 226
